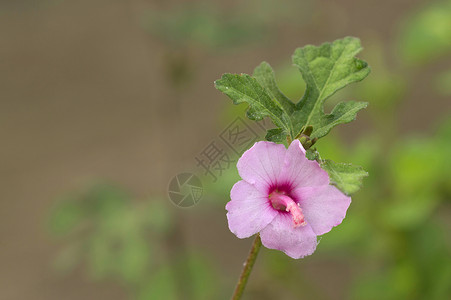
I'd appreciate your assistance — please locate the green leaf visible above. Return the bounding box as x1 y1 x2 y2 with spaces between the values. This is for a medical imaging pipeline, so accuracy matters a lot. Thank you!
215 73 293 135
215 37 370 142
321 160 368 195
292 37 370 139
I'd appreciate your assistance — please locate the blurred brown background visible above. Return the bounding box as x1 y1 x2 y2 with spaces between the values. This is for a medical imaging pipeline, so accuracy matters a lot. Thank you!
1 0 450 299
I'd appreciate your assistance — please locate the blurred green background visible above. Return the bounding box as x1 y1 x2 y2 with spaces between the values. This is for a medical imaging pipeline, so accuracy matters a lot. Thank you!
1 0 450 299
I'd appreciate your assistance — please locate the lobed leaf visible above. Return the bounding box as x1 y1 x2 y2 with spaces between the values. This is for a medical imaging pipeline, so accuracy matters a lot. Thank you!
215 37 370 142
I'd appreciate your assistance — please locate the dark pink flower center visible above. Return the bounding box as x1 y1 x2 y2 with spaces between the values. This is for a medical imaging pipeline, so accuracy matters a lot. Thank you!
269 190 306 227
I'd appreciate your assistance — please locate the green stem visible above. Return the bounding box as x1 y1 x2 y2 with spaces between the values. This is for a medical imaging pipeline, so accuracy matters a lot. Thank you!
231 234 262 300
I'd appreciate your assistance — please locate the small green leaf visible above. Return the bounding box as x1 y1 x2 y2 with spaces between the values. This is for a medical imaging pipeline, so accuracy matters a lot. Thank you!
292 37 370 139
321 160 368 195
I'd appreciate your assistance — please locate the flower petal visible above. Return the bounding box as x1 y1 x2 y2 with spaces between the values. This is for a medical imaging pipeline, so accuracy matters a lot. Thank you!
226 180 278 239
237 141 287 190
279 140 329 188
260 213 318 259
292 185 351 236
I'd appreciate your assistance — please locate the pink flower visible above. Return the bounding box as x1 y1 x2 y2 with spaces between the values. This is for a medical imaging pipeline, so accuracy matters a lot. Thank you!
226 140 351 259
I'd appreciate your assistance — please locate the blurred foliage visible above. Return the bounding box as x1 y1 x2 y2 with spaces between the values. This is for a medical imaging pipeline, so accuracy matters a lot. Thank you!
141 0 312 50
141 0 312 87
142 5 266 49
435 69 451 96
49 183 219 300
398 0 451 65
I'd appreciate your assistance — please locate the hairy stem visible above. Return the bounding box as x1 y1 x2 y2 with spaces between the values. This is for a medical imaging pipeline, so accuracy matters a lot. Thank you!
231 234 262 300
